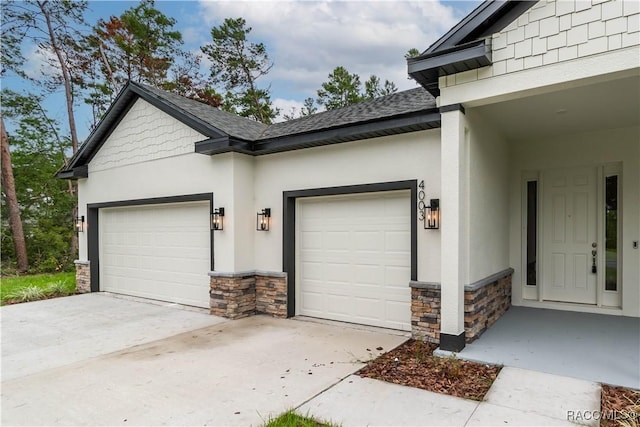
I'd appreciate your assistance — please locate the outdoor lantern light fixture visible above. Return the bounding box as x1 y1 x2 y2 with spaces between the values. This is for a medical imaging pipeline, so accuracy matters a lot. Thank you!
211 208 225 231
424 199 440 230
256 208 271 231
75 215 85 233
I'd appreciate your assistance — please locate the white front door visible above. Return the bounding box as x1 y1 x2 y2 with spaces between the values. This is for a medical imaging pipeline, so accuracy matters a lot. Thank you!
542 166 597 304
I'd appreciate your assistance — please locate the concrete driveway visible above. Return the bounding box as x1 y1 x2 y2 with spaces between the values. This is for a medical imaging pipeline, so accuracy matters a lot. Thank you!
1 293 406 426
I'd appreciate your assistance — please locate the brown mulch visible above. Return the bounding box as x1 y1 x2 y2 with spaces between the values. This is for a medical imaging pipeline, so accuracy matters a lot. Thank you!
601 385 640 427
357 339 501 401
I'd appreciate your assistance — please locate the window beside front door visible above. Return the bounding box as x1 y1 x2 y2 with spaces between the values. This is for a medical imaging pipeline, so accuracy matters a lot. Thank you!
605 175 619 292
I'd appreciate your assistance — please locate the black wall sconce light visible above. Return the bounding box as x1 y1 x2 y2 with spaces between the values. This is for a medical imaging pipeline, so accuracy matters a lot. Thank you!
75 215 85 233
211 207 225 231
256 208 271 231
424 199 440 230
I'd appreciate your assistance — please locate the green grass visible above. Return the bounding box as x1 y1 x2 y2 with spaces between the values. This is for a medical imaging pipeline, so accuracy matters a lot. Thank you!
0 272 76 304
263 410 339 427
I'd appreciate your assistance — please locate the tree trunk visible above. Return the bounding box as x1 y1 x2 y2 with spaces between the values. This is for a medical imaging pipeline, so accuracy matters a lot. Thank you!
0 115 29 273
38 0 79 153
37 1 80 260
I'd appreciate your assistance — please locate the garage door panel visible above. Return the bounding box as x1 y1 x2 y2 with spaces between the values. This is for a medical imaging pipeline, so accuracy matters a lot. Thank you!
100 201 211 308
354 265 382 286
354 231 383 250
297 191 411 331
385 230 411 252
326 294 351 315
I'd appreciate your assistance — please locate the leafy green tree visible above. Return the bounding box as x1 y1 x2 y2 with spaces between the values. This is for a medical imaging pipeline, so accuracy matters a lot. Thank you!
1 0 88 153
405 48 421 59
84 0 219 123
1 90 76 272
201 18 278 124
364 75 398 99
316 66 364 110
282 97 318 121
316 66 399 110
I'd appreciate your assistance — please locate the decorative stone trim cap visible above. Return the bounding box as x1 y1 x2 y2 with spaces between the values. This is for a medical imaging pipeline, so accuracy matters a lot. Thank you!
464 268 514 292
74 260 90 265
209 270 287 279
408 268 514 291
409 280 441 289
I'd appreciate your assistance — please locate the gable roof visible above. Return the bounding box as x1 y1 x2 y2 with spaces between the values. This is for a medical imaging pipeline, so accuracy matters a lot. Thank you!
407 0 537 96
60 82 438 178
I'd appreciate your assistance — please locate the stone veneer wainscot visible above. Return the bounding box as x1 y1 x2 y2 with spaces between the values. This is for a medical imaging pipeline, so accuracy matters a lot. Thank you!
74 260 91 293
209 271 287 319
410 268 513 344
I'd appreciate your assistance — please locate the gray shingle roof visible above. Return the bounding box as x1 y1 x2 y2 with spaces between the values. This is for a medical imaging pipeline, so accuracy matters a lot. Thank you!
261 87 435 140
137 82 435 142
61 81 439 177
137 83 268 141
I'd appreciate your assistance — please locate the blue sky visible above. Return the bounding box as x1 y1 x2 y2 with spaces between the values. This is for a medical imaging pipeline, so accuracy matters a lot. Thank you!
5 0 481 138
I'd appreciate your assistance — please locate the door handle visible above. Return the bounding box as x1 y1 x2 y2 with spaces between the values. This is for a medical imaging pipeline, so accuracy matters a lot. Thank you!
591 244 597 274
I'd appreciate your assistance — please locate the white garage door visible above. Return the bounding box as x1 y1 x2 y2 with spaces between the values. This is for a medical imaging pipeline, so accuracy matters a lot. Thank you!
100 201 211 308
297 191 412 331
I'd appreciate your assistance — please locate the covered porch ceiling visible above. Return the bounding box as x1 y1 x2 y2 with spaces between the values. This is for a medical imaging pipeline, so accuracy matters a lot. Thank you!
473 75 640 141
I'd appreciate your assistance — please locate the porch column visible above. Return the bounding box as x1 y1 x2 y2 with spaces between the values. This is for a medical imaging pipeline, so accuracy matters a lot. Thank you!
440 106 468 352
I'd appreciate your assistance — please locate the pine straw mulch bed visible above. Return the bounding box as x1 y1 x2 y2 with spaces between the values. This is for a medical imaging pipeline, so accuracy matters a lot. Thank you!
601 385 640 427
357 339 501 401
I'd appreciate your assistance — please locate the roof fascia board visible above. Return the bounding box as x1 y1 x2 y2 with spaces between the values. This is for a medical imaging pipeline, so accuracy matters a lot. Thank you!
63 82 137 171
58 165 88 179
194 136 254 156
408 40 491 96
253 110 440 155
425 1 537 54
408 39 489 74
426 0 506 53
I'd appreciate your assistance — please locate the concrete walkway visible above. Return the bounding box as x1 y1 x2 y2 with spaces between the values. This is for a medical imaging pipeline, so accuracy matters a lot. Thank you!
299 367 601 426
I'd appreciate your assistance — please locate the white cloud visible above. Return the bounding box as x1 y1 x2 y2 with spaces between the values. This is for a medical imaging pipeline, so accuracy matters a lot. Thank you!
22 45 60 80
197 0 463 100
272 98 305 122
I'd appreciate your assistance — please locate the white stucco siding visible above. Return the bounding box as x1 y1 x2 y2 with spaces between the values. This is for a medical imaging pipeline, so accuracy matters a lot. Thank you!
77 152 251 273
89 99 206 172
440 0 639 90
508 125 640 316
465 109 510 284
252 130 442 283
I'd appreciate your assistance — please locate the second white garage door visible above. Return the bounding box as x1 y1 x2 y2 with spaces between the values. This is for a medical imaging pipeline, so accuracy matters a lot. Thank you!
99 201 211 308
297 191 412 331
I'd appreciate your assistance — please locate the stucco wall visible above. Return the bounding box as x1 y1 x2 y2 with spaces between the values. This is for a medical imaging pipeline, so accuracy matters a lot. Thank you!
78 98 441 282
508 125 640 316
440 0 639 89
466 109 510 284
253 130 442 283
89 99 205 172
